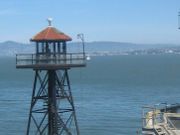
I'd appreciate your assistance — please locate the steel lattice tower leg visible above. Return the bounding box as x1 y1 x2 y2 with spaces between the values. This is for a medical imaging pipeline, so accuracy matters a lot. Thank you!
26 69 80 135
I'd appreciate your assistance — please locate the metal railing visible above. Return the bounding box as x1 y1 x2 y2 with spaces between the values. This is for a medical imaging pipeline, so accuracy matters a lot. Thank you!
166 117 178 135
16 53 86 67
142 104 179 135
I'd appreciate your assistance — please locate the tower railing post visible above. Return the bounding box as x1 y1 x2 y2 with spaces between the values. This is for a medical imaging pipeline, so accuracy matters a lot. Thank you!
32 54 33 65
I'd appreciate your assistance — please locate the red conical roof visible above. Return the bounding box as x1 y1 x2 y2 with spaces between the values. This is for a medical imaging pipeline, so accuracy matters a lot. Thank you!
31 26 72 42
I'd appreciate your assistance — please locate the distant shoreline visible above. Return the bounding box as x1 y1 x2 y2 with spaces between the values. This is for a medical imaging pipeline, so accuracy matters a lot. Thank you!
0 40 180 57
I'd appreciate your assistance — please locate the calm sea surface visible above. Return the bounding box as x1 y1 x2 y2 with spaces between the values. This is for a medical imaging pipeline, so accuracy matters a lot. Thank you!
0 55 180 135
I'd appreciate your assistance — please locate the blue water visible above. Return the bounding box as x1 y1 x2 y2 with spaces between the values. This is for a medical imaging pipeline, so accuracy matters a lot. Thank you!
0 55 180 135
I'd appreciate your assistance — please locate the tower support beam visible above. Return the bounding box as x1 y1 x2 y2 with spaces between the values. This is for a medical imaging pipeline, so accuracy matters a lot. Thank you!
26 70 80 135
48 70 58 135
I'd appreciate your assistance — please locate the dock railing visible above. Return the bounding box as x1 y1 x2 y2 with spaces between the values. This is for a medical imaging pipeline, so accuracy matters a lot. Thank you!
16 53 86 67
142 106 165 128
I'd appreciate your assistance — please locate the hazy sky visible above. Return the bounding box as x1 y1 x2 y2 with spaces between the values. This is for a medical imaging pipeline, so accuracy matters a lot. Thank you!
0 0 180 44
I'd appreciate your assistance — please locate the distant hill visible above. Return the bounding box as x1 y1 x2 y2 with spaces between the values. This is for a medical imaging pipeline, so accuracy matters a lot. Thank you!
0 41 179 57
0 41 34 57
78 41 178 52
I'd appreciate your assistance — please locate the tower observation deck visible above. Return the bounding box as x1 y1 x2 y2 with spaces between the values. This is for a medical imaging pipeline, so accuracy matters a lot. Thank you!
16 19 86 135
16 19 86 69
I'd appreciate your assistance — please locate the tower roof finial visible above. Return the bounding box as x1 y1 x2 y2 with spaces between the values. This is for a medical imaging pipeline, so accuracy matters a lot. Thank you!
47 17 53 27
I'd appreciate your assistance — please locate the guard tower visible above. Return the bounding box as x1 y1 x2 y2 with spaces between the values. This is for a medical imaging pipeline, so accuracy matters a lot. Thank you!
16 19 86 135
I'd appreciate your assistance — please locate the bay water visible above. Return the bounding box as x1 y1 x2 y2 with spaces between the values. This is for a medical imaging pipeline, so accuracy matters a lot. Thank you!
0 55 180 135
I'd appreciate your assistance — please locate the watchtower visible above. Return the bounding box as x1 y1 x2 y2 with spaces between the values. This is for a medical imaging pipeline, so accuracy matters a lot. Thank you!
16 19 86 135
